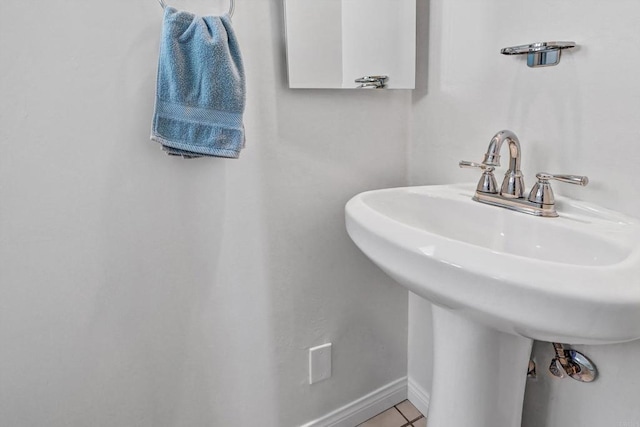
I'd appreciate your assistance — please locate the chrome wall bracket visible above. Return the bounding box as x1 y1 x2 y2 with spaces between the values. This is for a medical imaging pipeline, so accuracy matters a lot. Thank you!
548 343 597 383
501 41 576 68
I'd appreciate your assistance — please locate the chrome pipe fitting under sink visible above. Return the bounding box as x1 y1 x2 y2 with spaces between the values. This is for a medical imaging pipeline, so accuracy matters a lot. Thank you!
548 342 597 383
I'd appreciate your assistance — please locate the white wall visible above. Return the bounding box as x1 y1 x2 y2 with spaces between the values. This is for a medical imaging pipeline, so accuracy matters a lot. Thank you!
0 1 410 426
409 0 640 425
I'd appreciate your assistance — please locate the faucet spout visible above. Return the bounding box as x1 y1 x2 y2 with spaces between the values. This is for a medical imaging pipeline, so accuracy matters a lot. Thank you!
482 130 525 198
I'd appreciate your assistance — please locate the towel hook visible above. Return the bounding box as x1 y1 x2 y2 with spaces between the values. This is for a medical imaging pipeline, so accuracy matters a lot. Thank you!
157 0 235 17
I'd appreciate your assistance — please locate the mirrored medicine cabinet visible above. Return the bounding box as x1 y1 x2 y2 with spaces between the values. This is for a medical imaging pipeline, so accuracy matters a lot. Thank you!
283 0 416 89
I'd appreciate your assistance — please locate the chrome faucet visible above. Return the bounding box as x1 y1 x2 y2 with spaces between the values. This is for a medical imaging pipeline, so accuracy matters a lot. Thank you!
481 130 525 198
460 130 589 217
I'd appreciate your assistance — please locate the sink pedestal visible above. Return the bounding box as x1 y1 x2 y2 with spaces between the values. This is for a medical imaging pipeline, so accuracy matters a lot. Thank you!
346 184 640 424
428 306 533 427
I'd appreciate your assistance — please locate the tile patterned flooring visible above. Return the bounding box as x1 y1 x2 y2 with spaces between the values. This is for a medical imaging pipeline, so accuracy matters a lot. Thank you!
357 400 426 427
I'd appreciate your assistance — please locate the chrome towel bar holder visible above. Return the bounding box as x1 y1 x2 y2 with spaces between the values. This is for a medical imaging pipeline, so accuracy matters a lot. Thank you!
157 0 235 17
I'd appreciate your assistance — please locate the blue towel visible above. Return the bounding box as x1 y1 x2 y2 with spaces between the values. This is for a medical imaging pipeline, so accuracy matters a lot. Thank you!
151 7 246 158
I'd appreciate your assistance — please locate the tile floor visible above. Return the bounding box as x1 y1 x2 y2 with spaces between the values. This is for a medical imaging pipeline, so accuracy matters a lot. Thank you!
357 400 426 427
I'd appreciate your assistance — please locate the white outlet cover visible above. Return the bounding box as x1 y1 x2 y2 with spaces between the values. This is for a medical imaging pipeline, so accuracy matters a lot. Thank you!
309 343 332 384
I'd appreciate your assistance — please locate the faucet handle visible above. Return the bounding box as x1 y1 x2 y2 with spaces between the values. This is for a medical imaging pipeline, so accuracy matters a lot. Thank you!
459 160 498 193
459 160 495 171
528 172 589 205
536 173 589 186
460 160 485 169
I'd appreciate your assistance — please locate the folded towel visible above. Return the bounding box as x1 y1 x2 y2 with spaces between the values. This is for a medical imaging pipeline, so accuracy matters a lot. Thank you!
151 7 246 158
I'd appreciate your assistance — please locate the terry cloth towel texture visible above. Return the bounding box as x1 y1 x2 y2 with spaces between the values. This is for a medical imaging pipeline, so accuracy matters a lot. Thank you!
151 7 246 158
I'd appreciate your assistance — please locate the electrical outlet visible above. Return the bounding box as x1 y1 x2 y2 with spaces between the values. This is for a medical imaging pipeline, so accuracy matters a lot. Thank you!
309 343 332 384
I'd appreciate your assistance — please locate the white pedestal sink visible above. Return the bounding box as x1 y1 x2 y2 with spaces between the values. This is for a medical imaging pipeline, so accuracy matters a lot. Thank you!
345 184 640 427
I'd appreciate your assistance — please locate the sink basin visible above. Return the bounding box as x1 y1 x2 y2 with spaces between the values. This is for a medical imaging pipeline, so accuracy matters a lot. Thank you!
345 183 640 427
346 183 640 344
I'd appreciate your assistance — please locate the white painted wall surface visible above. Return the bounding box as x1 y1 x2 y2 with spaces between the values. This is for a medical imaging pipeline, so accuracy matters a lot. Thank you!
0 1 410 426
409 0 640 425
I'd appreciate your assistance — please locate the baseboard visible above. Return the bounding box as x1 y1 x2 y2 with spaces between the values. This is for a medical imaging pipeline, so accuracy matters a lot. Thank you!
300 377 408 427
407 377 430 419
